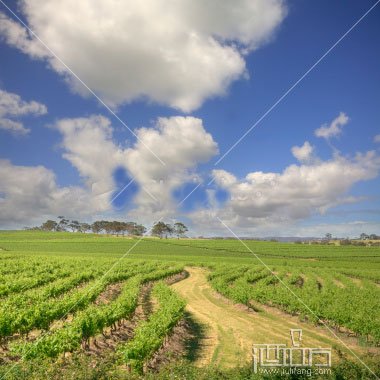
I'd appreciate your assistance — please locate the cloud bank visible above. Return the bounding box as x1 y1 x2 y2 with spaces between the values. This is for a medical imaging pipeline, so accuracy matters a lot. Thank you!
189 148 380 233
0 159 102 227
0 115 218 226
1 109 379 236
0 0 286 111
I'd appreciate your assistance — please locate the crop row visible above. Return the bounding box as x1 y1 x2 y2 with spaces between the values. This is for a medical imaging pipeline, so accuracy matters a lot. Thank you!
119 281 186 373
0 262 168 338
209 266 380 343
11 266 184 359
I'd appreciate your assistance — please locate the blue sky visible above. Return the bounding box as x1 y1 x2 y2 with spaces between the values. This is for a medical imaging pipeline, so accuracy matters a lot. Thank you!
0 0 379 237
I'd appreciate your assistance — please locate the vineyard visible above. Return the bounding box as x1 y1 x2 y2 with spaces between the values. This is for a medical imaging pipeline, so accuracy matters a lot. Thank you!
0 231 380 379
209 265 380 343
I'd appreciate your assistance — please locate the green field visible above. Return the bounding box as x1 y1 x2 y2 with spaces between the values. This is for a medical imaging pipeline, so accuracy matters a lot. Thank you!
0 231 380 379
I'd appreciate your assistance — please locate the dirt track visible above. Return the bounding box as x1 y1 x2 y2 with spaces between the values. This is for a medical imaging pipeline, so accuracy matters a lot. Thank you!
171 267 366 368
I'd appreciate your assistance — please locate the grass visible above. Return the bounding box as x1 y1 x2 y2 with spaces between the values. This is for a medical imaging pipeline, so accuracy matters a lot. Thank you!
1 230 380 379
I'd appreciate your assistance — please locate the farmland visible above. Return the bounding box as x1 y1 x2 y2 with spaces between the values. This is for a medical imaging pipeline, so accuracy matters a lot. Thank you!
0 231 380 379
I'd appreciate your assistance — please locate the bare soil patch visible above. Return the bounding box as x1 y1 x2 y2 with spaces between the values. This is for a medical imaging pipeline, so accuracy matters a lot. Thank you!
95 282 123 305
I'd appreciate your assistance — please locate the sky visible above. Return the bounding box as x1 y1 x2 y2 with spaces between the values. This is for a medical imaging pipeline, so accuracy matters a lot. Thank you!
0 0 379 237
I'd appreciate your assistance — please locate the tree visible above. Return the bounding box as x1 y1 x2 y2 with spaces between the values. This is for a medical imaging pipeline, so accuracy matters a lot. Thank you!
57 216 69 231
102 221 114 235
80 223 91 233
132 223 146 236
124 222 136 236
112 221 125 236
68 220 81 232
151 222 172 239
360 233 369 240
325 233 332 240
173 222 188 239
122 222 145 236
41 220 58 231
91 221 104 234
165 224 174 238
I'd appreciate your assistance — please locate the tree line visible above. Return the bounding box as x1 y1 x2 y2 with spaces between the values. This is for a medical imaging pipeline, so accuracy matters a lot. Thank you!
324 232 380 241
359 233 380 240
151 221 188 239
26 217 188 238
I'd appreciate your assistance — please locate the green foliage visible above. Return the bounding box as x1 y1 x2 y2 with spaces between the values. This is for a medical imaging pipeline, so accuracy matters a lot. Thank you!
151 221 173 238
0 231 379 378
209 265 380 343
173 222 188 238
119 282 186 373
9 265 184 359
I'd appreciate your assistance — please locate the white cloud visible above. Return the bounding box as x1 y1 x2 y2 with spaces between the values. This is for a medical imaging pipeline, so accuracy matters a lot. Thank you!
124 116 218 220
53 115 125 204
291 141 314 162
0 1 286 111
0 89 47 116
189 149 380 232
53 114 218 221
0 114 218 227
0 159 107 228
0 119 29 135
374 134 380 143
0 89 47 135
0 114 127 227
314 112 349 139
0 101 219 225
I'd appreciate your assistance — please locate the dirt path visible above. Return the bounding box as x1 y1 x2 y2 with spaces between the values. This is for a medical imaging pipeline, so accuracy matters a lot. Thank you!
171 267 368 368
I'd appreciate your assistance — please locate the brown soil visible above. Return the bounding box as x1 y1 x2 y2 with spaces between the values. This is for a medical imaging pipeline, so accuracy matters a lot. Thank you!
85 282 153 356
0 281 122 356
146 317 194 372
85 272 188 355
165 271 188 285
95 282 123 305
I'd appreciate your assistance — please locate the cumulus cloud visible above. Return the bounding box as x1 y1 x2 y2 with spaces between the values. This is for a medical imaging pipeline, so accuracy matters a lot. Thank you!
54 114 218 221
0 114 125 227
0 1 286 111
0 114 218 227
314 112 349 139
0 119 28 135
0 159 108 228
189 149 380 232
291 141 314 162
124 116 218 220
53 115 125 204
0 89 47 135
374 134 380 143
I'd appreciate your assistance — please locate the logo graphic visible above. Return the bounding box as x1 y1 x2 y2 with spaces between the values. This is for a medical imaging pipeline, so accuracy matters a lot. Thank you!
252 329 332 374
